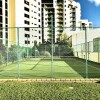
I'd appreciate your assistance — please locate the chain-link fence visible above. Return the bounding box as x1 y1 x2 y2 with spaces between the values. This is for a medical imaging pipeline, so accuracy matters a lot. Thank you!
0 27 100 79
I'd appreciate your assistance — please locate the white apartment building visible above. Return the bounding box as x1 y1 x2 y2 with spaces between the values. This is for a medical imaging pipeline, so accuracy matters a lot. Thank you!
0 0 93 47
42 0 81 43
42 0 93 43
0 0 8 46
9 0 42 47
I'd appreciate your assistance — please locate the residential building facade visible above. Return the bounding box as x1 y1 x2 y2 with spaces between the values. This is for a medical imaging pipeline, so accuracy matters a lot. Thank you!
9 0 42 47
0 0 93 47
0 0 8 46
42 0 93 43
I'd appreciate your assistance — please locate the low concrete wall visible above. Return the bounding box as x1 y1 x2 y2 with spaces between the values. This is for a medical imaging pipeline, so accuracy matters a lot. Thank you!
74 52 100 63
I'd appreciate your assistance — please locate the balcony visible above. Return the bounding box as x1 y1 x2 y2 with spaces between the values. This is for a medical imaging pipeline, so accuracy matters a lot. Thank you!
48 11 53 14
57 30 63 32
57 15 63 19
57 11 63 14
57 7 63 10
57 2 63 6
47 29 52 32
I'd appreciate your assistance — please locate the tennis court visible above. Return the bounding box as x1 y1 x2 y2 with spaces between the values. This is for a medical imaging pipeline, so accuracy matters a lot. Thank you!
0 57 100 79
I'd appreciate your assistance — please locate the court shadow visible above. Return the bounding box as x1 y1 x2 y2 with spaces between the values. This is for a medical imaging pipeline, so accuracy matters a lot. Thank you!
61 57 100 78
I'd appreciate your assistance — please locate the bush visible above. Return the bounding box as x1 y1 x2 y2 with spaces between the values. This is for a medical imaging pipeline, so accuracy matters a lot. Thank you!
40 51 51 57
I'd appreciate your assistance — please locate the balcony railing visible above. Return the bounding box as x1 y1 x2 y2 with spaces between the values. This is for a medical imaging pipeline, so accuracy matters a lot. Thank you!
57 2 63 6
57 11 63 14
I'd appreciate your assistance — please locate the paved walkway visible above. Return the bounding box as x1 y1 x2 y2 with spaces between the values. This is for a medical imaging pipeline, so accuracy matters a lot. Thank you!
0 78 100 83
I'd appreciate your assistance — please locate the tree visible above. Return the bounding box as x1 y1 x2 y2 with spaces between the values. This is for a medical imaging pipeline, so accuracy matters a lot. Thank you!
0 43 7 64
8 45 17 63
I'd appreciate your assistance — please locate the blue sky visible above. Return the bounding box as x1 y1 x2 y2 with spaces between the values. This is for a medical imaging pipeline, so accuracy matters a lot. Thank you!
75 0 100 27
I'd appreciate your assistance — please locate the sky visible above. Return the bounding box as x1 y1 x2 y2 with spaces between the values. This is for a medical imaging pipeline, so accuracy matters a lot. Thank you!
75 0 100 27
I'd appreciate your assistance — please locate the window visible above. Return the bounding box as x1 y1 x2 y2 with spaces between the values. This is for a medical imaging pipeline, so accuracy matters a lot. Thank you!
39 30 41 33
38 19 40 22
5 3 8 9
0 32 3 38
5 10 8 16
24 14 29 18
0 8 2 14
24 20 30 25
0 16 2 22
24 0 29 5
24 7 29 12
0 1 2 7
38 2 40 5
25 34 30 38
24 28 30 31
5 25 8 31
34 17 37 19
0 24 2 27
39 36 41 39
25 40 30 44
5 18 8 24
38 8 40 11
5 32 8 38
38 13 40 16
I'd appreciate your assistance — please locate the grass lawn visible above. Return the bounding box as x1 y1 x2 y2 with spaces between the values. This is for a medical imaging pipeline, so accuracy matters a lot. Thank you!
0 57 100 79
0 82 100 100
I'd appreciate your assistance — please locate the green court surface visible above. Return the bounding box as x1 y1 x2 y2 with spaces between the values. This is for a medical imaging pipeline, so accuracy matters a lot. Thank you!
0 57 100 79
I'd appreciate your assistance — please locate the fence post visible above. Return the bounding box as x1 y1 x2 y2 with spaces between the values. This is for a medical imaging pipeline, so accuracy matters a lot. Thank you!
51 15 54 79
59 45 60 57
17 27 20 79
6 38 8 66
85 27 88 78
27 36 28 58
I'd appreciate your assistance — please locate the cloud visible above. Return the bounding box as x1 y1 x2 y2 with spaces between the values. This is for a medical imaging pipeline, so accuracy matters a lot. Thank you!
88 0 100 6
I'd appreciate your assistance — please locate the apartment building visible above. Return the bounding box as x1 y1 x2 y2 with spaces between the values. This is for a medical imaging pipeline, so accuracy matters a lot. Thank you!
0 0 93 47
42 0 55 43
0 0 8 46
42 0 81 43
42 0 93 43
9 0 42 47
